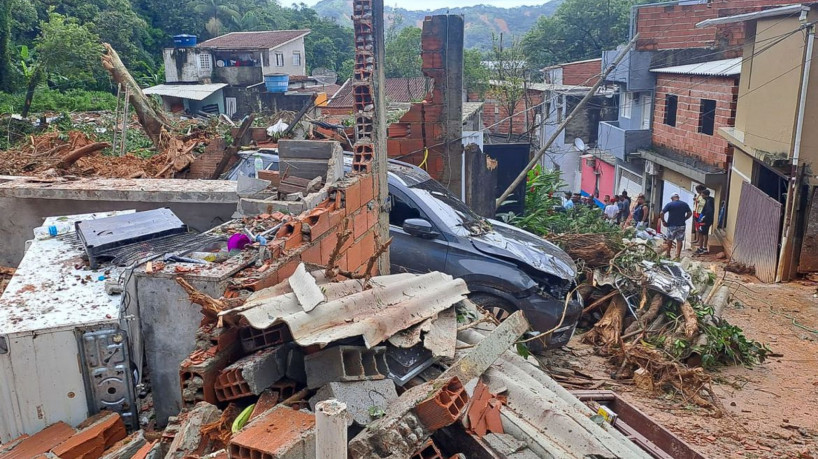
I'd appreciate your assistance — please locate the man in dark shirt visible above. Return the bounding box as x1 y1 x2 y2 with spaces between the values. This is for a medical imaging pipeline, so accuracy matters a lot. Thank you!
660 192 692 260
617 191 631 225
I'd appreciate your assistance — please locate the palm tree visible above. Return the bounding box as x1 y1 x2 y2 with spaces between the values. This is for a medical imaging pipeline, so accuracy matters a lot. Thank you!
189 0 240 36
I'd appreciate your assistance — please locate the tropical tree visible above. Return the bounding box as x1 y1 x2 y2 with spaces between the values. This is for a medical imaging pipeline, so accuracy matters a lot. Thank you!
189 0 240 36
464 48 489 99
522 0 634 70
19 11 102 117
487 34 531 139
384 26 422 78
0 0 11 90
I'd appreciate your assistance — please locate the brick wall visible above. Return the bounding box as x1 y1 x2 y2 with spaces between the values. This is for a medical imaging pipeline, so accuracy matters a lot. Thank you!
230 172 381 292
481 89 544 137
386 16 460 182
635 0 796 54
561 59 601 86
652 73 738 168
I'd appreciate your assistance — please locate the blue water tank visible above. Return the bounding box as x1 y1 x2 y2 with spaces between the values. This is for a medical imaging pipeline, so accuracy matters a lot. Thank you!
173 34 198 47
265 74 290 93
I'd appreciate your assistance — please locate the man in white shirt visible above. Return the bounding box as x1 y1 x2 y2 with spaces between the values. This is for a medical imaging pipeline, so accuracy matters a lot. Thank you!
604 196 619 221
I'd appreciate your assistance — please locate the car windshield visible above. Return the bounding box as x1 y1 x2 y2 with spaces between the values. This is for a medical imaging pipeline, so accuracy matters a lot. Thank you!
408 179 491 236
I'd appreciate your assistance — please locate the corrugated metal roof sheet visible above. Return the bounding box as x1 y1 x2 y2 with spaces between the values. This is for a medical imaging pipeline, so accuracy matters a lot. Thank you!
196 30 310 50
462 101 484 122
143 83 227 100
327 77 429 108
223 268 468 348
650 58 742 76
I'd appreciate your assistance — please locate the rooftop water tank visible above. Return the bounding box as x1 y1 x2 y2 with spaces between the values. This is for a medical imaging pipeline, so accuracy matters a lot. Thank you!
173 34 198 47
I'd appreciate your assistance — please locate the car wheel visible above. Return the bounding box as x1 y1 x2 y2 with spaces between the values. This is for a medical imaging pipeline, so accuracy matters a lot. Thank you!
468 293 518 322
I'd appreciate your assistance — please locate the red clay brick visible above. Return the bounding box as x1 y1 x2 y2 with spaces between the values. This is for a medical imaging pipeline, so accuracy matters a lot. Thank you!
229 406 315 459
180 344 235 407
51 412 126 459
300 242 322 265
304 207 331 241
413 377 469 431
358 173 374 205
276 221 304 252
411 438 444 459
0 422 75 459
352 209 368 240
342 179 362 212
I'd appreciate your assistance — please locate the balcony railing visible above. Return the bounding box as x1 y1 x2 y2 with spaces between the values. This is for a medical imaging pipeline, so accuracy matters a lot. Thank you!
597 121 652 161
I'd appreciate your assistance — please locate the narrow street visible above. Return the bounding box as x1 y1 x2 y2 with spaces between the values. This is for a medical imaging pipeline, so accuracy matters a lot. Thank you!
554 263 818 458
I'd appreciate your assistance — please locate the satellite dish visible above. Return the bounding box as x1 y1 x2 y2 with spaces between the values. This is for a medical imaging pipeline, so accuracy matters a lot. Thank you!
574 138 587 152
311 67 338 85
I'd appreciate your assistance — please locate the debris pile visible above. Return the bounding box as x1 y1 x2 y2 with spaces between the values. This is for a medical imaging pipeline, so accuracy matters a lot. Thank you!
558 234 769 414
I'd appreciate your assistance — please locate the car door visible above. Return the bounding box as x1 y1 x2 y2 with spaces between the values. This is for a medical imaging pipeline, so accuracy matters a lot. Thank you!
388 185 449 274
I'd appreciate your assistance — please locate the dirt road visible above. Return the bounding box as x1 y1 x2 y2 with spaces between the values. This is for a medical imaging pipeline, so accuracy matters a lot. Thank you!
554 269 818 458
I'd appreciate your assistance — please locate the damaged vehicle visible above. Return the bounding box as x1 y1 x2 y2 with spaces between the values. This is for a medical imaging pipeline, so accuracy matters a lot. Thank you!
228 153 582 349
387 162 582 349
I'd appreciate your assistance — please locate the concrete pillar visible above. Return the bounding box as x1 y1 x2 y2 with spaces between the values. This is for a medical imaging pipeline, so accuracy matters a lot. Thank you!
315 400 348 459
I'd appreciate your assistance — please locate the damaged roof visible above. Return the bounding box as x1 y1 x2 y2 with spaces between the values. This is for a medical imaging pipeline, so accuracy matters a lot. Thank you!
143 83 227 101
327 77 429 108
196 30 310 50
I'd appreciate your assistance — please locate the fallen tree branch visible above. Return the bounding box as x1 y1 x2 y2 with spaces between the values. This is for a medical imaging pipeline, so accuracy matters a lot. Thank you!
55 142 110 168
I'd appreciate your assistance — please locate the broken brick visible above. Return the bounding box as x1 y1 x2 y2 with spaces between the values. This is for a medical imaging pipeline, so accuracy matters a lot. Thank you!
51 412 126 459
411 438 444 459
239 324 292 354
413 377 469 431
466 380 506 437
181 345 234 407
229 406 315 459
0 422 75 459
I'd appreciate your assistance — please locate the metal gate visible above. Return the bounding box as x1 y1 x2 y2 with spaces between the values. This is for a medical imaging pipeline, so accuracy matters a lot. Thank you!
799 186 818 273
732 181 782 282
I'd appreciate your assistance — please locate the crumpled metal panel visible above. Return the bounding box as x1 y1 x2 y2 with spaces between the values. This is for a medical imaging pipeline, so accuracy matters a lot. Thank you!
226 270 468 349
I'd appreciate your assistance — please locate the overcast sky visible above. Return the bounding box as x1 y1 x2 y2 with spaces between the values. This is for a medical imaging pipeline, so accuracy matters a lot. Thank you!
300 0 550 10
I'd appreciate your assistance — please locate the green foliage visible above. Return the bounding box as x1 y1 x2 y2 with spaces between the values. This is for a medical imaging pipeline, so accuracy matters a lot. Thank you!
522 0 636 70
0 88 117 113
697 319 770 369
384 24 422 78
36 11 103 88
0 0 12 91
507 164 624 237
464 49 489 98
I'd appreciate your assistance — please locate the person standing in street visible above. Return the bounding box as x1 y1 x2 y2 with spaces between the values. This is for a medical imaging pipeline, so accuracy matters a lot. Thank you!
696 189 715 254
691 185 706 244
604 195 619 221
632 194 650 230
660 192 692 260
617 191 631 226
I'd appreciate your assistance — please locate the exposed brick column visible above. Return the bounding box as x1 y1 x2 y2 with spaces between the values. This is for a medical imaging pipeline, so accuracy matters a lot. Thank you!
352 0 389 273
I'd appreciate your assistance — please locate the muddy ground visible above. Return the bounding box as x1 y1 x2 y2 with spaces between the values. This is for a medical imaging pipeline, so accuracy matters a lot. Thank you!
549 260 818 458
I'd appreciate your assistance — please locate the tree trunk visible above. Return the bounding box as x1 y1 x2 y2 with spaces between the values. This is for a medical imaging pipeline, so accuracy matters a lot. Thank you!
100 43 169 147
56 142 110 168
20 66 42 119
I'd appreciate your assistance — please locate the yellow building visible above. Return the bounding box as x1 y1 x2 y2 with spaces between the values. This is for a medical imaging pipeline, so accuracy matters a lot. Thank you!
699 4 818 282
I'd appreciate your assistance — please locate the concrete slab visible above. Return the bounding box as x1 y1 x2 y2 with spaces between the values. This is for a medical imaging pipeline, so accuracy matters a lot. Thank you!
309 380 398 426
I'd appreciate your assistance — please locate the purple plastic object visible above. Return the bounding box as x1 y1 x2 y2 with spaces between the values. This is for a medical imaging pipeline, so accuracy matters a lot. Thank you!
227 233 252 251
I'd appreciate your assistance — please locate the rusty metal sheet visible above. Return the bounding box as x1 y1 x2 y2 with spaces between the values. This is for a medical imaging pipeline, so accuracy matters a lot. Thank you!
226 267 469 348
732 181 782 283
798 187 818 273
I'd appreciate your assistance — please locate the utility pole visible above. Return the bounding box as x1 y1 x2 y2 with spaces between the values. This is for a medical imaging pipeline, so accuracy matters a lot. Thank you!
496 34 639 208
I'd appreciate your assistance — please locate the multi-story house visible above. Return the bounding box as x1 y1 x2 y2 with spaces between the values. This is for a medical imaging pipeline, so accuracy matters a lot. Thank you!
145 30 312 118
591 0 795 243
705 3 818 281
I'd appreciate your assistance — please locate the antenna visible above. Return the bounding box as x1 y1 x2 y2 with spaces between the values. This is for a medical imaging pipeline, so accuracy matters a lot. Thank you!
311 67 338 85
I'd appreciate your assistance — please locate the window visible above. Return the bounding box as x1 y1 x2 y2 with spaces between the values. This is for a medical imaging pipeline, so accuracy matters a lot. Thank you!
275 52 284 67
292 51 301 66
620 92 633 119
664 94 678 127
698 99 716 135
198 53 212 71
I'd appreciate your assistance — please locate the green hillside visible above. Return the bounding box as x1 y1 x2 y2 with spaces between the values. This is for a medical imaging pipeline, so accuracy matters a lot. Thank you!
311 0 564 50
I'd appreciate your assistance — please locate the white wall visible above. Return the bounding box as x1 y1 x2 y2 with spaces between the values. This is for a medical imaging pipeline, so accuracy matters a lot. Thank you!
163 48 212 83
261 38 307 76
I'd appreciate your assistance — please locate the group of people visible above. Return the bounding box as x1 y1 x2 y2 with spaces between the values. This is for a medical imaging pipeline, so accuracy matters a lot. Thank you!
602 191 650 229
659 185 715 259
561 185 716 261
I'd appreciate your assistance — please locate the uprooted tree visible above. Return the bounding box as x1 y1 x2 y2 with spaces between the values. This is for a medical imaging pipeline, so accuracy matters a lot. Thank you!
100 43 199 177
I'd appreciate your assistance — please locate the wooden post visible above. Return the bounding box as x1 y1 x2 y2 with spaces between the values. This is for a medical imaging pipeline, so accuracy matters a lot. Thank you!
315 399 348 459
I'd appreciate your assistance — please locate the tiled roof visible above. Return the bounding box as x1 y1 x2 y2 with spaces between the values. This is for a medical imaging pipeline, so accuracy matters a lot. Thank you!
327 77 429 108
197 30 310 50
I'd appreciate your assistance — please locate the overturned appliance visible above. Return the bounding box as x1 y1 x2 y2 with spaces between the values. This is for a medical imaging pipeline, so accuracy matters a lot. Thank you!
0 212 138 442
